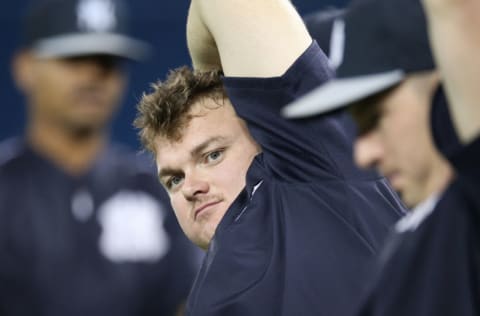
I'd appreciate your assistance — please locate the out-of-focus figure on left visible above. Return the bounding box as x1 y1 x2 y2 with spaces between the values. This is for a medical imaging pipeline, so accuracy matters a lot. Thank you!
0 0 199 315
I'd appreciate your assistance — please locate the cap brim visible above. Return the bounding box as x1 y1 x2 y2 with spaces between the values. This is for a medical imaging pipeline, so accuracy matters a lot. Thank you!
282 70 405 118
32 33 151 61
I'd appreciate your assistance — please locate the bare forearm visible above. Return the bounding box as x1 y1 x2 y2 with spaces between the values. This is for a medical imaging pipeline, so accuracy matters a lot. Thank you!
423 0 480 143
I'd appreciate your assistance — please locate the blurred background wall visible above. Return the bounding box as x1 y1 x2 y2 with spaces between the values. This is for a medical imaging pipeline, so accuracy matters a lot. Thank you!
0 0 348 150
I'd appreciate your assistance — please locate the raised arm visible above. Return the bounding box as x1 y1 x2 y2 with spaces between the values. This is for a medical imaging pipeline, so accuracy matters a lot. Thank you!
186 0 312 77
422 0 480 144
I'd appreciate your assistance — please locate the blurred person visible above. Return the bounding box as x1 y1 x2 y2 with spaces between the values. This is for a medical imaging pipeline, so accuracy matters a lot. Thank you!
0 0 199 315
284 0 479 314
134 0 406 315
286 0 453 210
302 3 452 210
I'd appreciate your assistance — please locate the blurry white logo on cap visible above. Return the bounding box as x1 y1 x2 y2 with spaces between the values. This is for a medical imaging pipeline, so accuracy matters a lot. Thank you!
77 0 117 32
98 191 170 263
329 18 346 70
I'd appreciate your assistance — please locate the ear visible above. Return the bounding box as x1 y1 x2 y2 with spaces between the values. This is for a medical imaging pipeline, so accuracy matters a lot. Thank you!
11 50 36 94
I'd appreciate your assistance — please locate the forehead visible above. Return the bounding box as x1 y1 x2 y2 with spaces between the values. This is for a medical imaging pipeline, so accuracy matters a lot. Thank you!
154 101 240 165
33 53 124 72
349 94 386 135
349 83 408 134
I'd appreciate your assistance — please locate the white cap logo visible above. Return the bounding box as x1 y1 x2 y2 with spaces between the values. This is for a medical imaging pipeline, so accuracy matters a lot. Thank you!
77 0 117 32
328 18 346 70
98 191 170 263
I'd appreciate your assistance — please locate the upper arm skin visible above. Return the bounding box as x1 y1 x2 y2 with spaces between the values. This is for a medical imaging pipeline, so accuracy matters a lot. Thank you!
422 0 480 144
186 0 222 71
187 0 312 77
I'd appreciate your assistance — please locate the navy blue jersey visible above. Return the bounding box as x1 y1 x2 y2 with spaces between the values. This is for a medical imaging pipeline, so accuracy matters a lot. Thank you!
449 137 480 215
353 88 480 316
0 138 199 316
355 182 479 316
431 85 480 222
430 86 463 161
185 42 405 316
432 87 480 226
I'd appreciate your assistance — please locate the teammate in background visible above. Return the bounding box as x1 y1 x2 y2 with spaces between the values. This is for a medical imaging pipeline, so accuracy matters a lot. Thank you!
284 0 478 314
0 0 199 315
134 0 405 315
287 0 453 211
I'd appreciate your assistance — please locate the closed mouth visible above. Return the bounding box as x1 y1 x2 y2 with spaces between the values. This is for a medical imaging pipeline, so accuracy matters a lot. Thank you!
194 201 222 220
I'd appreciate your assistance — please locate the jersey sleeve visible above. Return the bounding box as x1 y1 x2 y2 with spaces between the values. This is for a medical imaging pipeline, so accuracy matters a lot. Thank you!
430 87 480 213
430 85 464 160
222 41 367 183
449 137 480 216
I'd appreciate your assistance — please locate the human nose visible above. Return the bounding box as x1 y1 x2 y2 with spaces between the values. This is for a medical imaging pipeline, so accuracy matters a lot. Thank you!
354 132 384 169
182 170 209 201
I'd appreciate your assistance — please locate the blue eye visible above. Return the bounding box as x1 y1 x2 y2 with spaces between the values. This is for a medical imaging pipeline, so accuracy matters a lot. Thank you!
167 175 183 190
209 151 221 160
206 150 223 164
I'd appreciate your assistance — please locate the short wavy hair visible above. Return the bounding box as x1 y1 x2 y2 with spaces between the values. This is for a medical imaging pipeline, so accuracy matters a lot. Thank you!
134 66 226 154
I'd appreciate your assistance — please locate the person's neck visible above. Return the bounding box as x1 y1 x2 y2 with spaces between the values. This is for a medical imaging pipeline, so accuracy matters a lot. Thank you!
27 119 107 176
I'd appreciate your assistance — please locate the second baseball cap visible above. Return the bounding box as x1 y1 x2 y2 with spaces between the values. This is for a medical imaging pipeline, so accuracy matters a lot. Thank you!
22 0 151 61
282 0 434 118
303 7 346 69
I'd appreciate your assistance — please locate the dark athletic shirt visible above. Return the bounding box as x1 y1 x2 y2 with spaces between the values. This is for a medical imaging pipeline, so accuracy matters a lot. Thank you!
185 42 405 316
0 138 199 316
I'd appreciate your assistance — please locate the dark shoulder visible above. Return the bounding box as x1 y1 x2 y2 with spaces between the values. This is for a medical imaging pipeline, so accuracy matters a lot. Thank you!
0 138 31 204
0 137 29 174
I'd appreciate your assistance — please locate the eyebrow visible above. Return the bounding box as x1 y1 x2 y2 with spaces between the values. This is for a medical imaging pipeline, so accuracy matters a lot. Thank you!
190 136 227 158
157 136 228 181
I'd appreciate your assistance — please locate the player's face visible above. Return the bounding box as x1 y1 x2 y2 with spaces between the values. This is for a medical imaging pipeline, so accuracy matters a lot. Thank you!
14 52 126 133
353 77 452 208
154 99 260 249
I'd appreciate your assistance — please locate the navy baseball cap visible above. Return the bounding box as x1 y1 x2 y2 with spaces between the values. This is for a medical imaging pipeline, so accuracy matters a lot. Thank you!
22 0 151 61
303 7 346 69
283 0 435 118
